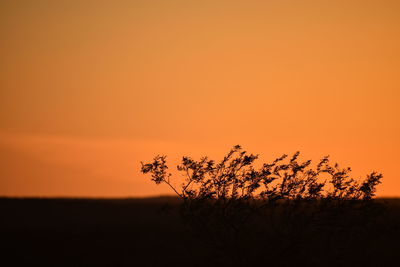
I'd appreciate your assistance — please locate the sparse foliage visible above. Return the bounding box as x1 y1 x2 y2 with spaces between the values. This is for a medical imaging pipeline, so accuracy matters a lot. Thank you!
141 145 382 202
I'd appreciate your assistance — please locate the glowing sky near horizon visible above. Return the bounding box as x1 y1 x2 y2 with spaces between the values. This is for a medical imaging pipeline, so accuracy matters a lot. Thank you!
0 0 399 197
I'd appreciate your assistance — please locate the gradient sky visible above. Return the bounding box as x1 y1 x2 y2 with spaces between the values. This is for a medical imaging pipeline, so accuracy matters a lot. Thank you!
1 0 399 197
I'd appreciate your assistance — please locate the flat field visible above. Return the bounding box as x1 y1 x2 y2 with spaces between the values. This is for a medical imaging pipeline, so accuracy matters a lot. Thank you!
1 197 399 266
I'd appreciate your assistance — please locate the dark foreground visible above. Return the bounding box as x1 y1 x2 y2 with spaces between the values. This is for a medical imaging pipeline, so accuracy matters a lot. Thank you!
1 197 399 267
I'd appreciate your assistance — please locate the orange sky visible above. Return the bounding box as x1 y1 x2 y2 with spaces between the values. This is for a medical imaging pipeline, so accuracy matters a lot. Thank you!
0 0 399 197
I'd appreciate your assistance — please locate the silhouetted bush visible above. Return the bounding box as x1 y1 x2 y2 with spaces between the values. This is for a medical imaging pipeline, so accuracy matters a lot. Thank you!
141 145 384 265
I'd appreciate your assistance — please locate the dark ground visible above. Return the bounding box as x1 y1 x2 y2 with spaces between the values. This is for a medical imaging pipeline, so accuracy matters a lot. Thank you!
0 197 399 266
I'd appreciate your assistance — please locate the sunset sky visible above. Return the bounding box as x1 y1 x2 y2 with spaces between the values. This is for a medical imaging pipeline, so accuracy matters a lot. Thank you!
1 0 399 197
